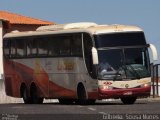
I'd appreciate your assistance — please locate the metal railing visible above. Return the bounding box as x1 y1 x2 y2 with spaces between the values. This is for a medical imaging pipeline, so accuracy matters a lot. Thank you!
151 64 160 97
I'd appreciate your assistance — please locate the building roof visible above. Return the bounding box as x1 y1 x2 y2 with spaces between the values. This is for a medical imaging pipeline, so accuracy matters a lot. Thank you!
0 11 54 25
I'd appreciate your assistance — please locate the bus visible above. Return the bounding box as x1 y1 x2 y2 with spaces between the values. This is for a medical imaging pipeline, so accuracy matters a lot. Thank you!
3 22 158 104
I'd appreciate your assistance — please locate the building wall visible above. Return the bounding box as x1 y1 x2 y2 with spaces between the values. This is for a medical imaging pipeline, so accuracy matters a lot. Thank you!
4 24 43 33
0 21 3 78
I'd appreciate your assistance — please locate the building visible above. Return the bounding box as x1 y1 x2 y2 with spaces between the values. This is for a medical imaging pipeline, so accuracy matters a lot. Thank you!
0 11 55 33
0 11 55 78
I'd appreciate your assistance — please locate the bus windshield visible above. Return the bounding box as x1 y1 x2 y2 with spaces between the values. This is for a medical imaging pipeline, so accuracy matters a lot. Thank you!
97 47 150 80
95 32 150 80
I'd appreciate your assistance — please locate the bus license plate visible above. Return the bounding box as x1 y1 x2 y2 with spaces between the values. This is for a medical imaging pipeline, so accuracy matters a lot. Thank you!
123 91 132 95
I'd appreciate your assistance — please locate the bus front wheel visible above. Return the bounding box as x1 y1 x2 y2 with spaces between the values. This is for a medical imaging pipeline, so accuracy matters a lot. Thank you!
121 97 137 104
76 84 88 105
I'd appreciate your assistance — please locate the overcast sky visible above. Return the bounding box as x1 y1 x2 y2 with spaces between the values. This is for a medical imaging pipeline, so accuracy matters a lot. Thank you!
0 0 160 63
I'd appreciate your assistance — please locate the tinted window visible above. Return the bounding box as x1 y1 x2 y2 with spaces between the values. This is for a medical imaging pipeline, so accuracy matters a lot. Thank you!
10 40 16 57
27 38 38 57
60 36 71 56
71 34 82 56
3 40 10 58
38 37 48 56
4 33 83 59
16 38 26 57
95 32 146 48
48 36 60 56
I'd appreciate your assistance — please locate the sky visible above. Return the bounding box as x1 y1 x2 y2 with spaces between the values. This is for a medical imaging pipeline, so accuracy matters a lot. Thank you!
0 0 160 63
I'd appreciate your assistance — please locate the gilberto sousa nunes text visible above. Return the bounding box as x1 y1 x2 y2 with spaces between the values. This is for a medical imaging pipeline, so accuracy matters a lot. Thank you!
103 114 159 120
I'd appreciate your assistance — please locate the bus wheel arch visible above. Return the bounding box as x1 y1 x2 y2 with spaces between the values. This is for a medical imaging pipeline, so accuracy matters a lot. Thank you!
20 83 31 104
30 83 44 104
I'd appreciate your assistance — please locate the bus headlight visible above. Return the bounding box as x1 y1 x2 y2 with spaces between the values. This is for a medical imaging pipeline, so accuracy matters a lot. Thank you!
141 83 151 88
99 85 113 90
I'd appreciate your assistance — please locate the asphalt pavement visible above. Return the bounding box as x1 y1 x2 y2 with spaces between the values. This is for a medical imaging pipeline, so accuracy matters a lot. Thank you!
0 98 160 120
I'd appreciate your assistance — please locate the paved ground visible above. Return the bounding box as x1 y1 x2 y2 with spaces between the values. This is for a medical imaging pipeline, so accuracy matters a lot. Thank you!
0 98 160 120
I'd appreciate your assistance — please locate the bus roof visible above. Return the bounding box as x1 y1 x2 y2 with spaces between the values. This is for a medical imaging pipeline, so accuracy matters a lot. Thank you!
4 22 143 38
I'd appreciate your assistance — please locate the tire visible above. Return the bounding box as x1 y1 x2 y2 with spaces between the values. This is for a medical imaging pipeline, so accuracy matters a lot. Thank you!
121 97 137 104
30 86 44 104
76 84 88 105
22 87 32 104
58 99 74 104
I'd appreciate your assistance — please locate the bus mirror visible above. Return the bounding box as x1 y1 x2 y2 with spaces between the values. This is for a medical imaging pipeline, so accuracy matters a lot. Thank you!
92 47 99 65
149 44 158 61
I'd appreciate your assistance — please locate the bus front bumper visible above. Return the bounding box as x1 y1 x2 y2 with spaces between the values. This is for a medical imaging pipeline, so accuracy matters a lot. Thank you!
98 86 151 99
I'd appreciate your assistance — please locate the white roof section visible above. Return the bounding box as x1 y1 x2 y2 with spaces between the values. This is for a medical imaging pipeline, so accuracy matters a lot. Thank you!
36 22 98 31
4 22 143 38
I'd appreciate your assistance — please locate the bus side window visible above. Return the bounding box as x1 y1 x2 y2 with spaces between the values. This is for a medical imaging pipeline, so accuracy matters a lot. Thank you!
3 39 10 58
27 38 38 57
48 36 60 56
27 39 32 57
71 34 82 57
10 40 16 58
16 38 26 57
32 39 38 56
83 34 93 72
38 37 48 56
60 36 71 56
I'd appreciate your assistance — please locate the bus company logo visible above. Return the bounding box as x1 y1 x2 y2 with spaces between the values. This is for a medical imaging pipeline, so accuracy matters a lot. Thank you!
104 82 112 85
125 84 129 88
57 60 75 71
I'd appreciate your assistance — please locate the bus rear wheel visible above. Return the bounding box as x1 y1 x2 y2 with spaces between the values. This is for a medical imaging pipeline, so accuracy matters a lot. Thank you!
21 87 32 104
30 85 44 104
121 97 137 104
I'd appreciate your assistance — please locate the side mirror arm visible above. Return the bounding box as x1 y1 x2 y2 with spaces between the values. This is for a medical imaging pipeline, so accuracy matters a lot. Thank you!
149 44 158 61
92 47 99 65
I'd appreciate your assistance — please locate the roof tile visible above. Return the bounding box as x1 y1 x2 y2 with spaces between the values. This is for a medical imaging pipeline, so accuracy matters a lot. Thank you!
0 11 55 25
